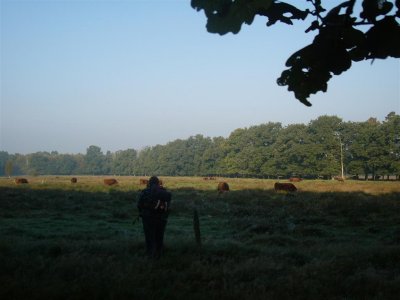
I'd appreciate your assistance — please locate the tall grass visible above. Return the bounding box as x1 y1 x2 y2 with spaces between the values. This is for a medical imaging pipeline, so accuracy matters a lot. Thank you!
1 176 399 299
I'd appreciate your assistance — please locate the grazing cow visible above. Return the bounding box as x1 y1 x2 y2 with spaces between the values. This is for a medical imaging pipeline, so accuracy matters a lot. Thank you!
104 178 118 186
140 178 163 186
203 177 209 180
139 179 149 185
333 176 345 182
140 179 149 185
274 182 297 192
217 182 229 193
71 177 77 183
15 178 28 184
289 177 302 182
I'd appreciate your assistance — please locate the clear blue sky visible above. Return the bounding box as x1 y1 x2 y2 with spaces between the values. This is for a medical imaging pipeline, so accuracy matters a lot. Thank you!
1 0 399 154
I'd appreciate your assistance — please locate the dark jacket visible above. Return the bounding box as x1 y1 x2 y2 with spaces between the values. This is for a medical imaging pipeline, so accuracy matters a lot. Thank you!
137 184 171 219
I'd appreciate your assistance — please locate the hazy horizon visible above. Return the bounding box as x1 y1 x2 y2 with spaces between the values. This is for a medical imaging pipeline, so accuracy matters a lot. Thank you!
1 111 397 155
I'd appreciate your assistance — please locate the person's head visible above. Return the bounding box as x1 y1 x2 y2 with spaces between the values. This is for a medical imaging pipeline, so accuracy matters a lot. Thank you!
148 176 159 187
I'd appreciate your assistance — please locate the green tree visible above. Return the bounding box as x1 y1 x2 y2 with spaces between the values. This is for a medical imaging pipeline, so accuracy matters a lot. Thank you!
341 121 361 177
5 160 13 177
346 118 387 179
346 121 371 178
200 136 226 176
192 0 400 106
245 123 281 177
381 112 400 179
189 135 214 176
307 115 344 177
112 149 137 175
218 128 248 175
57 154 79 175
135 146 163 176
48 151 61 174
0 151 10 176
217 123 281 177
73 154 86 175
27 152 51 175
84 145 106 175
12 154 29 175
104 151 113 175
272 124 312 177
244 124 282 176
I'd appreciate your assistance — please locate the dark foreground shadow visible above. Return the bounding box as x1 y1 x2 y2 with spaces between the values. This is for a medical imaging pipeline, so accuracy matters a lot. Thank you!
1 186 400 300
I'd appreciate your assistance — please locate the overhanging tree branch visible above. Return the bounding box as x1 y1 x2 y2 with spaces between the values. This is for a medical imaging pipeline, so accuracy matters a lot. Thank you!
192 0 400 106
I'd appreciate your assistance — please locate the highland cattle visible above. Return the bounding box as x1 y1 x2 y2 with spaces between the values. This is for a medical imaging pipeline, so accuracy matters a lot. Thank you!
104 178 118 186
289 177 302 182
217 182 230 193
139 179 149 185
274 182 297 192
14 178 28 184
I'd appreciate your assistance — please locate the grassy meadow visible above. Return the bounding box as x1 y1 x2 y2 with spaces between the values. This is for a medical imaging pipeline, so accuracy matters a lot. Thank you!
0 176 400 299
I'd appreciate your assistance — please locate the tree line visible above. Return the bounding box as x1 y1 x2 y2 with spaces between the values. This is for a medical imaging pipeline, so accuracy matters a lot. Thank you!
1 113 399 180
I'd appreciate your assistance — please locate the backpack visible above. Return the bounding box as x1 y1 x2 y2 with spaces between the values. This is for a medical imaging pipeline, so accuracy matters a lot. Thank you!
138 189 168 213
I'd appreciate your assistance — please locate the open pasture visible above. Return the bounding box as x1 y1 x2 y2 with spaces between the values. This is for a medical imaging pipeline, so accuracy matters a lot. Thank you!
2 175 399 194
1 176 400 299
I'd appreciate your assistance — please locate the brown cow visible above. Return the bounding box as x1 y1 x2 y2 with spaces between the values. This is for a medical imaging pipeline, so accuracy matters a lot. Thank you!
15 178 28 184
139 179 149 185
274 182 297 192
71 177 77 183
289 177 302 182
104 178 118 186
333 176 345 182
217 182 229 193
140 178 163 186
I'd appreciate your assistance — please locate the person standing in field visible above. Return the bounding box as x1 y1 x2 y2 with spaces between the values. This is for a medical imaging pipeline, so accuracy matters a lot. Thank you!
137 176 171 258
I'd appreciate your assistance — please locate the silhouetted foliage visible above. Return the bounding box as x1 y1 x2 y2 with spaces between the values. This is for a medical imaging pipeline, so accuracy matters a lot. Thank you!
191 0 400 106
